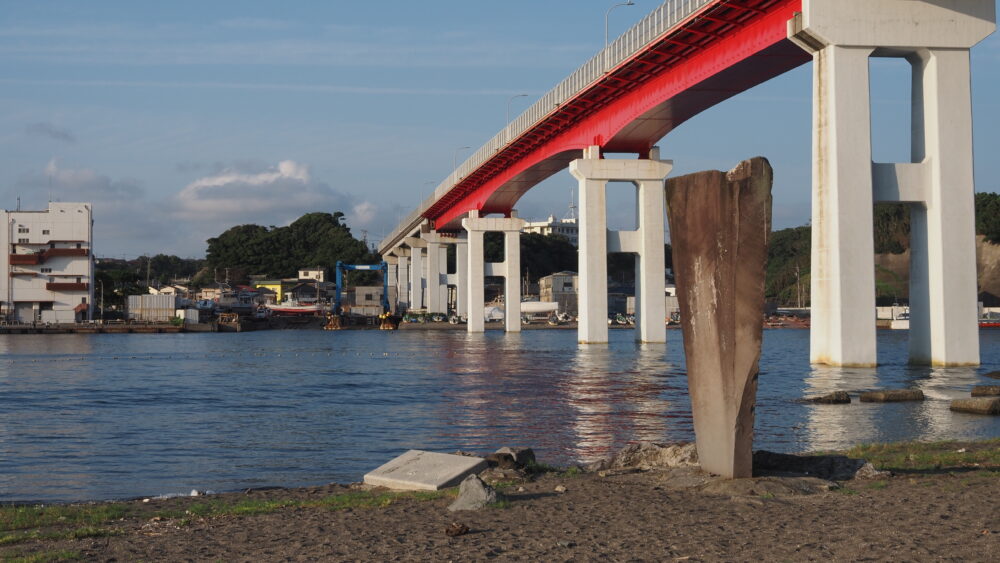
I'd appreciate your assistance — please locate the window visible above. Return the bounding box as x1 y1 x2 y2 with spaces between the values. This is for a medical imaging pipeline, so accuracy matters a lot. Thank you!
81 297 87 304
41 268 52 273
75 243 81 249
17 238 28 244
17 227 28 233
42 230 49 235
76 277 81 283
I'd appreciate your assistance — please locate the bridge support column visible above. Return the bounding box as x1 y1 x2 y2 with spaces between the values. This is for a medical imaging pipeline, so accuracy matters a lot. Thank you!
403 237 426 312
570 145 672 344
383 255 399 313
453 237 468 317
465 227 486 332
390 248 410 312
462 210 526 333
421 232 449 315
789 0 994 366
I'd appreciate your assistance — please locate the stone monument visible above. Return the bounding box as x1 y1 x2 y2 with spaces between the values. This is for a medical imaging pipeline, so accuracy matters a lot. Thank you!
665 157 772 478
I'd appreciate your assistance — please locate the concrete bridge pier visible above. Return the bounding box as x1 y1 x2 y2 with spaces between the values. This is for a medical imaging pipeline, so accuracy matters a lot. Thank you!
443 235 468 317
420 231 450 315
387 248 410 312
789 0 994 367
569 145 672 344
461 210 526 333
403 237 426 312
384 255 399 313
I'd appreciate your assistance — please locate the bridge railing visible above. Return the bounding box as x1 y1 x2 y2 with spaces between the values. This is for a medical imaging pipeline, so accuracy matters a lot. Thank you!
388 0 714 252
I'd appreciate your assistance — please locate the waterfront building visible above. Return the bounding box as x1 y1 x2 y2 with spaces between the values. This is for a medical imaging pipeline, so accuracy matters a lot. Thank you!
523 215 578 246
1 202 94 323
540 271 579 315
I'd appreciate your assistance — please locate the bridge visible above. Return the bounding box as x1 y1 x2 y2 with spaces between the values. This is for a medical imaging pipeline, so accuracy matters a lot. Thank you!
378 0 995 368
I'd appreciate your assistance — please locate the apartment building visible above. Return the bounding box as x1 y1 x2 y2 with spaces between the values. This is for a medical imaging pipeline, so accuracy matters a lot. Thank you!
1 202 94 323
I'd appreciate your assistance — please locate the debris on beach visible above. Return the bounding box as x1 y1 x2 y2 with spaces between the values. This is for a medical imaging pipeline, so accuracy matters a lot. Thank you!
447 474 498 512
859 389 925 402
805 391 851 404
950 397 1000 415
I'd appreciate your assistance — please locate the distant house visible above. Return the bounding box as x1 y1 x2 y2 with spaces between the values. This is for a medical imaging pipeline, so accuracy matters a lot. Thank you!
540 271 578 315
287 281 334 303
150 284 190 297
298 267 327 283
251 280 285 303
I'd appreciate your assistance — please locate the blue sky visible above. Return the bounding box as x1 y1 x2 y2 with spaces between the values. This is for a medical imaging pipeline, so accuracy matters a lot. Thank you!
1 1 998 258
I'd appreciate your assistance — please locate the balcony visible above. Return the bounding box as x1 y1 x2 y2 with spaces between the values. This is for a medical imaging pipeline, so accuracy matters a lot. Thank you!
46 282 89 291
8 248 89 265
9 254 41 265
45 248 89 258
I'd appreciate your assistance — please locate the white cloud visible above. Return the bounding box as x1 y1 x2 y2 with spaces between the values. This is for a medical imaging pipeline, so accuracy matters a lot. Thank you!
37 158 143 199
350 201 377 227
174 160 356 228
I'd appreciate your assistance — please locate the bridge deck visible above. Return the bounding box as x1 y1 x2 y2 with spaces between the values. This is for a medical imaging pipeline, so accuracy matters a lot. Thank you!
380 0 808 254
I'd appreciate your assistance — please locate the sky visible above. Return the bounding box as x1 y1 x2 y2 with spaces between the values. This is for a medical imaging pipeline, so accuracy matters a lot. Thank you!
1 1 998 259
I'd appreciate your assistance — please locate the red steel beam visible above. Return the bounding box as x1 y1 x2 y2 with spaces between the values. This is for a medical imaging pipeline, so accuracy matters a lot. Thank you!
428 0 807 230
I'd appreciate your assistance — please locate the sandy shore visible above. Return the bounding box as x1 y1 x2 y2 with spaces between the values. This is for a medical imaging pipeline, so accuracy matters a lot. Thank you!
2 440 997 562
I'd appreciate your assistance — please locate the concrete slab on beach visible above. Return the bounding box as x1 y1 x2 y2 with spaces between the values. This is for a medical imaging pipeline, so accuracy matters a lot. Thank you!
364 450 488 491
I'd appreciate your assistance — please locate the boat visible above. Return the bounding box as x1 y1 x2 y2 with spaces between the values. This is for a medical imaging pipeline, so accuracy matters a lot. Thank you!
266 297 325 316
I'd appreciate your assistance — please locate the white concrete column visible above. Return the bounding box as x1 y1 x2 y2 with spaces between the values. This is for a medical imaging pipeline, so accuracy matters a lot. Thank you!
570 145 672 344
908 48 980 366
635 173 667 343
404 237 426 311
455 238 468 317
465 226 485 332
503 229 522 333
809 45 878 367
571 147 610 344
384 255 399 313
421 231 452 315
462 211 526 333
393 249 410 311
425 240 443 314
789 0 993 366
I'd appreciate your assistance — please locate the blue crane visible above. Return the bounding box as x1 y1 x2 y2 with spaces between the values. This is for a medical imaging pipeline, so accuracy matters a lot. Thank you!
334 261 390 316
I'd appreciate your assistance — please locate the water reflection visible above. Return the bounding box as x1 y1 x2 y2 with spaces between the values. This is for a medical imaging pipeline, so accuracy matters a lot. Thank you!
0 329 997 503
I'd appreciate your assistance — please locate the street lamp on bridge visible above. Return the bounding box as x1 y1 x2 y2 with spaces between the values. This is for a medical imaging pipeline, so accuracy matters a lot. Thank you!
605 1 636 50
453 146 471 172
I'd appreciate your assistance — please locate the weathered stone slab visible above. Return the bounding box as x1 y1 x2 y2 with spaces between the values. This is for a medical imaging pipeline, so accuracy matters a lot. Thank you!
665 157 772 479
363 450 488 491
806 391 851 404
950 397 1000 415
971 385 1000 397
859 389 924 402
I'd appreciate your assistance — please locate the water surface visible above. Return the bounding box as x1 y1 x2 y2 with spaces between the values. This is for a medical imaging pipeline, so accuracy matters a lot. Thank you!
0 328 997 503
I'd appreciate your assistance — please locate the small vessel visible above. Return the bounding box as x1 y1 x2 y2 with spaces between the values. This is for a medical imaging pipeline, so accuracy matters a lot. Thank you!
266 297 324 316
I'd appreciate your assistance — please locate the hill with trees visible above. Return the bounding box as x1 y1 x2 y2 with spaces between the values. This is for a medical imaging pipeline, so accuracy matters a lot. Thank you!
201 212 377 284
764 192 1000 306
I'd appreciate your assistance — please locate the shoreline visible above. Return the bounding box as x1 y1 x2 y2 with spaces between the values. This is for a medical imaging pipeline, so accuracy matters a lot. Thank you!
1 438 996 561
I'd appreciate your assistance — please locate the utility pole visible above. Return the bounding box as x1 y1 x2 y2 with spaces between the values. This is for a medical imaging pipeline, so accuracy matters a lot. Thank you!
145 256 151 288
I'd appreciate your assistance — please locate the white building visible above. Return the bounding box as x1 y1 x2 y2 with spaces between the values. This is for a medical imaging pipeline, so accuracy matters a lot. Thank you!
298 267 327 282
523 215 578 246
1 202 94 323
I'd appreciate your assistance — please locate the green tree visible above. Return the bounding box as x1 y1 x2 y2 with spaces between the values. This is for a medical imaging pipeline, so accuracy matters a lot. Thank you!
204 212 377 283
975 192 1000 243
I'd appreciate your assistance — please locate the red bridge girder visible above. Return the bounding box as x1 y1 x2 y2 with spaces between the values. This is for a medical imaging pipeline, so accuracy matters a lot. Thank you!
428 0 808 231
